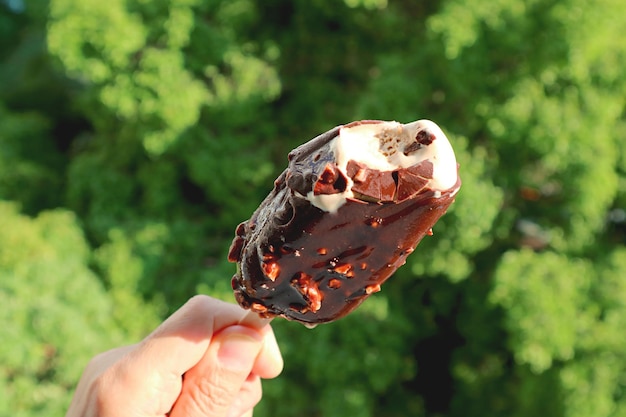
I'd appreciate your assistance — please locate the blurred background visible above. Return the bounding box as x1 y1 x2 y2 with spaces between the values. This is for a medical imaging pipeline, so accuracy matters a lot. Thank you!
1 0 625 415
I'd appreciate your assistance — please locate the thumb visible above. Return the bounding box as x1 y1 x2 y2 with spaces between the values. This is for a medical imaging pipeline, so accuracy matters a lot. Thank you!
169 325 264 417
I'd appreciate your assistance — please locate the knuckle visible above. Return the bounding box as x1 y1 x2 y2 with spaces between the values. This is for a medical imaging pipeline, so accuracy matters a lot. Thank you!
184 294 211 315
90 372 117 415
185 294 223 318
222 377 263 417
187 376 237 414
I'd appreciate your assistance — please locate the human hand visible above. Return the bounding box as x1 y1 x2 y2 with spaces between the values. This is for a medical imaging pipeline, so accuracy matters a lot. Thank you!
66 295 283 417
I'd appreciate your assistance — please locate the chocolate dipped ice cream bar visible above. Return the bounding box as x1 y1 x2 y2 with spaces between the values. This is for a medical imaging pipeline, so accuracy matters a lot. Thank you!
228 119 461 325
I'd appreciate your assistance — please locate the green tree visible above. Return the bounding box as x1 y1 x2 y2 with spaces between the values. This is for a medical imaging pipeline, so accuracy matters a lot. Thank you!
1 0 625 415
0 203 161 416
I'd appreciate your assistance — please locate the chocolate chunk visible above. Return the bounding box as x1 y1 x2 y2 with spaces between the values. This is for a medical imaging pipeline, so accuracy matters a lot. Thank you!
313 163 348 195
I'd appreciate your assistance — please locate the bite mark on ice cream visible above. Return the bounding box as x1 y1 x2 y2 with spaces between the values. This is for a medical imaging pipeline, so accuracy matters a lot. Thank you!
306 119 458 212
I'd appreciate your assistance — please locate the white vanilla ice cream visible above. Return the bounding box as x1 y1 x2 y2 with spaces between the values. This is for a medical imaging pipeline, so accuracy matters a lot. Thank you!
306 120 458 212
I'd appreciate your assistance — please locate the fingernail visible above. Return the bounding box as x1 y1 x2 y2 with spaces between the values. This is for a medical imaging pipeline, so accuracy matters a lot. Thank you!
217 327 263 371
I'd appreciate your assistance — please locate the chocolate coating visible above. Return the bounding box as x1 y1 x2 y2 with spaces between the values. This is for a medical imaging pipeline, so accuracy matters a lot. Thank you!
228 121 461 324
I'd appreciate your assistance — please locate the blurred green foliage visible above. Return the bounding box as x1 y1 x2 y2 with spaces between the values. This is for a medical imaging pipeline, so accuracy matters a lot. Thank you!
1 0 625 416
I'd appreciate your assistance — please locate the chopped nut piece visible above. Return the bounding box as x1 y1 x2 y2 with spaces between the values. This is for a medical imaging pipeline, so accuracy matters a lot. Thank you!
365 284 381 294
328 279 342 289
261 261 280 281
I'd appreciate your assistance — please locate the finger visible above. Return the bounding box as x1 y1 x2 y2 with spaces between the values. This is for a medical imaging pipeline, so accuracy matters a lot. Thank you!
251 325 283 379
65 345 136 417
169 325 264 417
238 309 273 328
225 374 262 417
100 296 266 416
134 295 257 376
237 310 282 379
143 297 274 374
